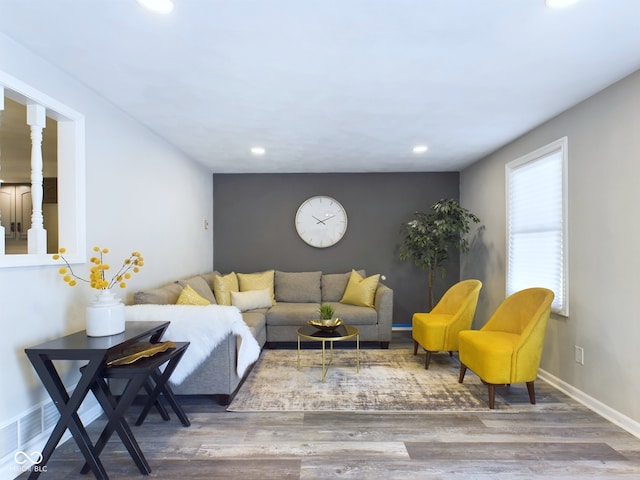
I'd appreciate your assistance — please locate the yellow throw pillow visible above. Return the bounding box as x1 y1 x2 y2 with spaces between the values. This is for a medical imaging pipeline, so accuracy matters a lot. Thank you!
340 269 380 307
237 270 275 305
176 284 211 306
213 272 239 306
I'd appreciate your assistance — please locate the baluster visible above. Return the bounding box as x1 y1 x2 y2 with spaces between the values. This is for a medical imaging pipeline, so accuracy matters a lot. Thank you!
27 102 47 254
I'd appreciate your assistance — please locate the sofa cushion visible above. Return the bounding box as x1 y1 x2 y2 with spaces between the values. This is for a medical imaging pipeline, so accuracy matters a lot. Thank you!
177 275 216 304
237 270 275 304
266 303 321 326
241 310 268 332
340 270 380 307
133 282 183 305
213 272 239 306
241 310 268 345
231 288 272 312
321 270 366 302
275 271 322 303
176 284 211 305
327 301 379 326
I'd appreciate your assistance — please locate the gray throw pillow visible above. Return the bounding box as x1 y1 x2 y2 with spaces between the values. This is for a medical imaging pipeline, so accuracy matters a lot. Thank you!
177 275 217 304
133 283 183 305
275 271 322 303
199 271 220 292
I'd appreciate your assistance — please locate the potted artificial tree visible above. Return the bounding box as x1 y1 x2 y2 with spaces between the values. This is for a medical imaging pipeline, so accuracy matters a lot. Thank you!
399 198 480 310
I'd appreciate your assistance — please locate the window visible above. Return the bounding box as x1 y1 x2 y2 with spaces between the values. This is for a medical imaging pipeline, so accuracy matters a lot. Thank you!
0 70 86 268
506 137 568 316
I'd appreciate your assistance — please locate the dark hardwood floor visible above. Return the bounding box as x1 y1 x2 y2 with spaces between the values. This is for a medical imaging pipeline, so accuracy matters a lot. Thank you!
19 331 640 479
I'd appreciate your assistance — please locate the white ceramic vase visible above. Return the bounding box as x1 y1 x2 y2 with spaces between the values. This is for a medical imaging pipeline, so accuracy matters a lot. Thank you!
85 290 125 337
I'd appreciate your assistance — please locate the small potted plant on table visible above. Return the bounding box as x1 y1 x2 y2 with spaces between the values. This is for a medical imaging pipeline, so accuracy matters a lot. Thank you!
309 304 343 331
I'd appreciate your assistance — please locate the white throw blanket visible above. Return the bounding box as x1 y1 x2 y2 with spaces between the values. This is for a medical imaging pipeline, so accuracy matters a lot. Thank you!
124 304 261 385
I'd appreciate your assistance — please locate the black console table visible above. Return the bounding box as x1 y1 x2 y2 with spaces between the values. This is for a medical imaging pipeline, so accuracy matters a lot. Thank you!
24 321 171 480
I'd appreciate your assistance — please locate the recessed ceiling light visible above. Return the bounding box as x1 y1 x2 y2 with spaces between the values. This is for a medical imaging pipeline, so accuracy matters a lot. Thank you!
413 145 428 154
545 0 581 8
250 147 266 156
137 0 174 14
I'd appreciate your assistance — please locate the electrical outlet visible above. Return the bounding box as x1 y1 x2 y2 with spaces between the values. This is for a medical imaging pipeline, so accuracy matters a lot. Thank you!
204 220 209 230
575 345 584 365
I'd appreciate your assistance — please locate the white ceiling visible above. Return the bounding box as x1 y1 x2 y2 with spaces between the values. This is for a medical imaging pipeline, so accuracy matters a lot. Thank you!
1 0 640 173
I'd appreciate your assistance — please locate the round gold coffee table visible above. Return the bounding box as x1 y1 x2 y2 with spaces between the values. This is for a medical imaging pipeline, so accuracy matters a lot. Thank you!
296 324 359 382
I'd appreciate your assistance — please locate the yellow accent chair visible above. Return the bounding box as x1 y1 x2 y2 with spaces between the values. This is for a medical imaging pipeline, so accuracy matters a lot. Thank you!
458 287 555 409
412 279 482 369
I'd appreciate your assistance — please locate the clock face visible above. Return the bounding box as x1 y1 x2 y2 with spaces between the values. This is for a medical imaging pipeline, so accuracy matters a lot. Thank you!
295 196 348 248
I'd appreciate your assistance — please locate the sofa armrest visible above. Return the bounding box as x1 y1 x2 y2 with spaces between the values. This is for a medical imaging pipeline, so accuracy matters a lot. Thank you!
374 283 394 342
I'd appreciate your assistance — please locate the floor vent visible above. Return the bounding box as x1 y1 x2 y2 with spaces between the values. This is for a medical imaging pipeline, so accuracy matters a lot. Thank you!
1 400 59 462
42 402 60 431
1 389 99 479
18 409 42 447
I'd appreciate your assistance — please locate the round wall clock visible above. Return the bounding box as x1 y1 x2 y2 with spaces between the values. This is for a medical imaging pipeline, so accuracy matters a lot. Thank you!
295 196 348 248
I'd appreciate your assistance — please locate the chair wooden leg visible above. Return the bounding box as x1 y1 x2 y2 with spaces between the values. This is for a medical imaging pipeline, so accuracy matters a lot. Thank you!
526 381 536 405
488 384 496 409
458 364 467 383
448 351 453 356
425 351 432 370
413 340 418 355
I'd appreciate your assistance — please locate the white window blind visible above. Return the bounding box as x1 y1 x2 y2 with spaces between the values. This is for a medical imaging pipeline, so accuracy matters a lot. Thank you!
506 137 568 316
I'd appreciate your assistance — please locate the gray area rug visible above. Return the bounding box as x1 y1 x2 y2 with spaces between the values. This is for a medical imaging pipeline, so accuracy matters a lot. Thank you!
227 347 553 412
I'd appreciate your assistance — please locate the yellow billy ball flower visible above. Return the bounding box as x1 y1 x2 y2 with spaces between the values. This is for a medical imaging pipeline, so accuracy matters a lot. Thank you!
53 245 144 291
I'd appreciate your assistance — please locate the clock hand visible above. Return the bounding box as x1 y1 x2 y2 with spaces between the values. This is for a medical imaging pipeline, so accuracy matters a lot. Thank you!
323 214 336 222
312 215 327 225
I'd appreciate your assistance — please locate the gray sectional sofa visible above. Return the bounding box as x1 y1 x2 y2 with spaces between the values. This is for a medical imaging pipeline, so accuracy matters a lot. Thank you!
133 269 393 403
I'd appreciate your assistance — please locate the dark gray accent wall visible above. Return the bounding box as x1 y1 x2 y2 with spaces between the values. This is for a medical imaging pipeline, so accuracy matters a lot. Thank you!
213 172 460 325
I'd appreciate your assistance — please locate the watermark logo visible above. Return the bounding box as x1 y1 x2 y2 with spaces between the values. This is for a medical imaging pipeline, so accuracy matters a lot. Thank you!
14 451 43 465
13 450 47 473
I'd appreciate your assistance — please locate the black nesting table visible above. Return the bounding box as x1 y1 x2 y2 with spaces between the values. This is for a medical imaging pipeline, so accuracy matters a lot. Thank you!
24 321 174 480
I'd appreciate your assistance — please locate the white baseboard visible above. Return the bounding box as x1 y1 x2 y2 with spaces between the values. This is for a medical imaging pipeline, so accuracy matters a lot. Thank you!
539 368 640 439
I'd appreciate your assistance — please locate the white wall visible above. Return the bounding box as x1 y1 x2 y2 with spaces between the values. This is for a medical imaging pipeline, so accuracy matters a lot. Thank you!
0 33 213 428
461 69 640 425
